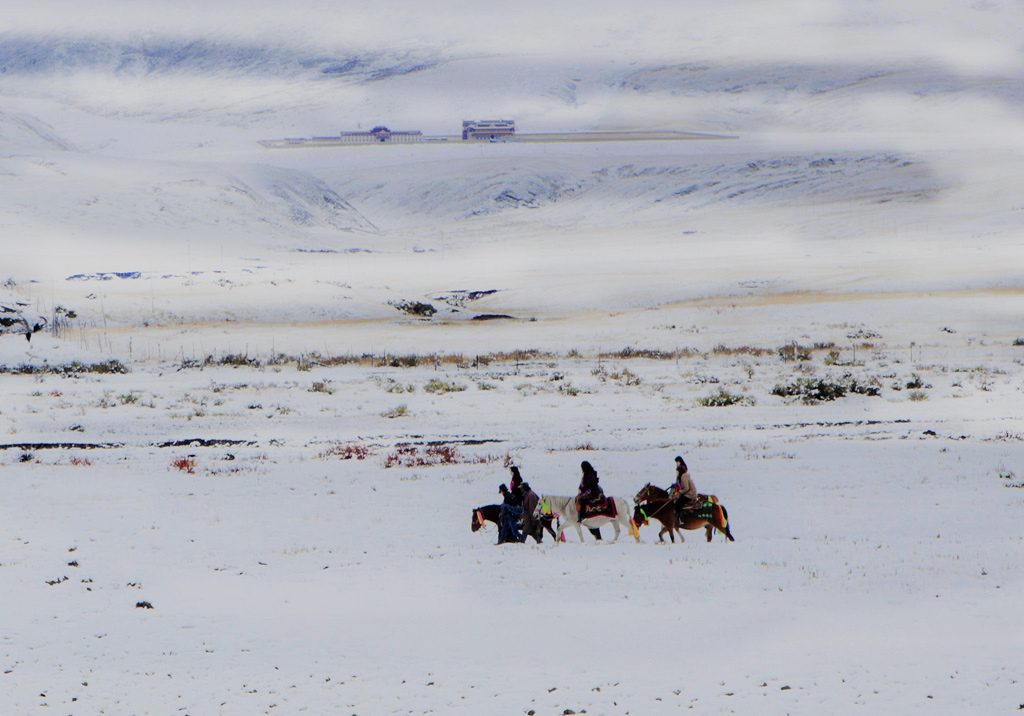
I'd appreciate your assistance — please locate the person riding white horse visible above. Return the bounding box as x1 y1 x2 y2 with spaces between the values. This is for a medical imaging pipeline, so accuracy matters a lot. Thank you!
575 460 604 521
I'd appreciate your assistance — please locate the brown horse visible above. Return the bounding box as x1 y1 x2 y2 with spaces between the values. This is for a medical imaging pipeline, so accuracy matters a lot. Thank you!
633 483 735 543
471 504 559 543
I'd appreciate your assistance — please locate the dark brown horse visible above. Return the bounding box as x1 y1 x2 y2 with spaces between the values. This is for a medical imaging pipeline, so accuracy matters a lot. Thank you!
471 504 559 543
633 483 735 543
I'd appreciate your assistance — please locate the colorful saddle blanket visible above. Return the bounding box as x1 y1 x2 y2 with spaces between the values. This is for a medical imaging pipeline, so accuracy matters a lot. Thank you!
580 496 617 520
676 498 726 527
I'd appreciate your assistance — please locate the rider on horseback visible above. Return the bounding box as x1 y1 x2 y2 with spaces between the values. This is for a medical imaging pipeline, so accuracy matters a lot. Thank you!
576 460 604 521
669 456 701 517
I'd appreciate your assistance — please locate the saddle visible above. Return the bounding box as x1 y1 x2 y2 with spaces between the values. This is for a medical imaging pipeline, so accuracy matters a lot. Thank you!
675 498 726 528
580 496 617 520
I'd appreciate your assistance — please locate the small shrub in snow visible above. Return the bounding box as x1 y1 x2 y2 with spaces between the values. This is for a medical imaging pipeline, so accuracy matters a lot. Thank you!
778 343 812 362
382 444 500 468
388 354 420 367
2 360 129 376
217 354 260 368
381 404 408 418
713 344 772 357
600 347 678 360
908 390 929 401
905 373 930 389
171 456 196 473
989 431 1024 442
309 380 334 395
615 368 642 386
318 442 375 460
772 376 880 403
698 389 754 407
424 379 466 394
383 445 457 468
75 359 128 375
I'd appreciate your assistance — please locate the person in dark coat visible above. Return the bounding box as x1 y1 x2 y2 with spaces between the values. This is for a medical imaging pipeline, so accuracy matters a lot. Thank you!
518 481 542 543
576 460 604 521
498 483 522 544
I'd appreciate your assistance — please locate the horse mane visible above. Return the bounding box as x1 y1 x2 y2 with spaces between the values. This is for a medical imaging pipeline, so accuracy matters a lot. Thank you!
476 504 501 522
639 483 671 501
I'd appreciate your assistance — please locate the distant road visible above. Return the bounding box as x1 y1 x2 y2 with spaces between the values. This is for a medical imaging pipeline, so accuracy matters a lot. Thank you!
514 131 736 143
259 130 737 148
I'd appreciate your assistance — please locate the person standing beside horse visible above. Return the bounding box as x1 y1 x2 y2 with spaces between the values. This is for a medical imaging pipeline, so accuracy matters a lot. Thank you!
669 456 700 516
498 483 522 544
518 481 543 543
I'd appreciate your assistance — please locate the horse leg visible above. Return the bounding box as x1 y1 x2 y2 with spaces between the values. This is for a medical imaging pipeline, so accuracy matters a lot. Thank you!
622 514 640 543
609 520 621 543
705 523 714 542
553 523 583 544
543 522 558 543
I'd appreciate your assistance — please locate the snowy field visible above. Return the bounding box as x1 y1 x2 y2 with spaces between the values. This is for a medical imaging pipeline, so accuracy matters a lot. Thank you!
2 1 1023 714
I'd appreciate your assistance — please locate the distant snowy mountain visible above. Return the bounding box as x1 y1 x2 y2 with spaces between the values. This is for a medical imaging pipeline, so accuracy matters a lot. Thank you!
0 33 440 85
0 1 1021 322
0 152 377 249
325 152 940 230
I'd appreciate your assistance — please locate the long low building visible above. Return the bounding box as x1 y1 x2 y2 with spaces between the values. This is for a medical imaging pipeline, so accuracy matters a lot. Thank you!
259 120 735 148
462 119 515 141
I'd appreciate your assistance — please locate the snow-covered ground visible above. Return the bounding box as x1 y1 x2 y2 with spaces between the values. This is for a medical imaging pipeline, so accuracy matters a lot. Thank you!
2 1 1023 714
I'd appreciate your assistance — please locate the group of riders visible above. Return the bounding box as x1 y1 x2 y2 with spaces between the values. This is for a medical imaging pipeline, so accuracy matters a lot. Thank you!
494 455 701 544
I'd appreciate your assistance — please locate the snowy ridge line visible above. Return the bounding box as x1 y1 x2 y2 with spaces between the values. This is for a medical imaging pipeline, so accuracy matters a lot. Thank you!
0 438 255 450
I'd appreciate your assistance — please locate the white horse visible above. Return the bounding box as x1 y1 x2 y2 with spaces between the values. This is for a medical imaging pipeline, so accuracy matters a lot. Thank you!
541 495 639 544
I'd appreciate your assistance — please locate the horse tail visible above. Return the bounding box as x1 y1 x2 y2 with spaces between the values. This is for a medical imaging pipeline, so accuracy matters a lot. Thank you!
717 504 736 542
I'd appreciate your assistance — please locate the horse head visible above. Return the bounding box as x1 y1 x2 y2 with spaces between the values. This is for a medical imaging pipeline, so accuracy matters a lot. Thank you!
632 503 650 527
634 483 654 504
471 509 483 532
